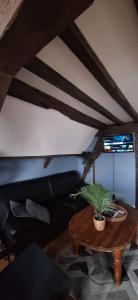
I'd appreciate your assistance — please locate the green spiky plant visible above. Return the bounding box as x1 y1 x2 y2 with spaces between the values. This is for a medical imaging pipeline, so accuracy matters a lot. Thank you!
71 183 113 221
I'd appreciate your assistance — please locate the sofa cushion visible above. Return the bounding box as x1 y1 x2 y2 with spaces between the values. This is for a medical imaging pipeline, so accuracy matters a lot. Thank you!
10 199 50 225
49 203 73 225
8 221 62 254
4 202 72 241
5 217 40 238
5 204 73 253
26 199 50 224
10 201 31 218
4 222 51 254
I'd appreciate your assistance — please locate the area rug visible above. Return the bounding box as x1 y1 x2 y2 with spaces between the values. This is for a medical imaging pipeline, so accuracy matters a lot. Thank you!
54 242 138 300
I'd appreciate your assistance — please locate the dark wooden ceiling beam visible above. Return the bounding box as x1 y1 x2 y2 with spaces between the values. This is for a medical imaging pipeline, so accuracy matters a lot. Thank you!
82 134 103 180
25 57 123 125
44 157 52 168
0 71 12 109
8 78 107 130
60 22 138 122
134 0 138 13
0 0 94 109
103 122 138 135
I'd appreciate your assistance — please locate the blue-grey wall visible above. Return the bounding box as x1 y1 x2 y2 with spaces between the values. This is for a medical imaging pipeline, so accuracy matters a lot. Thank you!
0 156 78 185
114 153 135 206
78 152 135 207
0 153 135 207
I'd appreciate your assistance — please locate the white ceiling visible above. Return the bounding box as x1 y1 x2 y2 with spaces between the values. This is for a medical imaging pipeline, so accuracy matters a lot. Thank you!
0 0 138 156
37 37 132 123
76 0 138 113
16 67 112 125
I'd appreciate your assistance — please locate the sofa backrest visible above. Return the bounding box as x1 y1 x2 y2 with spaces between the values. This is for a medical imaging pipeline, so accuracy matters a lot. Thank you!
49 171 81 199
0 171 82 206
0 177 52 205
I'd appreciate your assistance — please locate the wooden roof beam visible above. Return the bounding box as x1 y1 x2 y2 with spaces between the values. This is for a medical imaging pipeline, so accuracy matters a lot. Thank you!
60 22 138 122
0 0 23 39
82 133 103 180
0 0 94 110
8 78 107 130
134 0 138 14
0 71 12 108
25 57 123 125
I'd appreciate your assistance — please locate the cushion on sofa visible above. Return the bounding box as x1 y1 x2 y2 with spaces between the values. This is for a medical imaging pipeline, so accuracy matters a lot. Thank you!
26 199 50 224
5 217 40 237
10 201 31 218
10 199 50 224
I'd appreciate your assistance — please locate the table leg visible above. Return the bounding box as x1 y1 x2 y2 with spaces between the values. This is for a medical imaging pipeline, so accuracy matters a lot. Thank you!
112 248 122 286
71 239 79 256
131 228 137 247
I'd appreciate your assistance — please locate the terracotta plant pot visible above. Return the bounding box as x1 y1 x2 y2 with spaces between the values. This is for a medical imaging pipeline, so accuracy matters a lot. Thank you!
93 215 106 231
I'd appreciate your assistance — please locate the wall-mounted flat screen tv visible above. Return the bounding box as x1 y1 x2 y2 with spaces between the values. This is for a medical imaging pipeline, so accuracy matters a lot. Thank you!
103 134 134 153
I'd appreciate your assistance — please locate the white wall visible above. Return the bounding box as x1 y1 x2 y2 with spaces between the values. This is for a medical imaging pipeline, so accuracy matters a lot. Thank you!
0 95 97 156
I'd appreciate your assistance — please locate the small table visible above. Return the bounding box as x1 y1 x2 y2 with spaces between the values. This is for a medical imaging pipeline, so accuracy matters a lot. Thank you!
69 202 138 286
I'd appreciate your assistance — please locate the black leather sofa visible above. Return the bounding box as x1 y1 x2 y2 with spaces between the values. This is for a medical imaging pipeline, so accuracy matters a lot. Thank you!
0 171 87 258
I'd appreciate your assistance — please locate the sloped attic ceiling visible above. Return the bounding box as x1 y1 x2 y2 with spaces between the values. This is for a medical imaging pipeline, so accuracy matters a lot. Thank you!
0 0 138 156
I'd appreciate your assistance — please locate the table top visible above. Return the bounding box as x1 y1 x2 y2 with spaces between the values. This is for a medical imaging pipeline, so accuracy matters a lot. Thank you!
69 202 138 252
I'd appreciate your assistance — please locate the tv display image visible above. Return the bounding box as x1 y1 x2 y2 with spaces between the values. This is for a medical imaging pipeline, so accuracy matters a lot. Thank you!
103 134 134 153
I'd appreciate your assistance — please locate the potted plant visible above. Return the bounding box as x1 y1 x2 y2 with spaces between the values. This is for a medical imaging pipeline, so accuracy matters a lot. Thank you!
71 183 113 231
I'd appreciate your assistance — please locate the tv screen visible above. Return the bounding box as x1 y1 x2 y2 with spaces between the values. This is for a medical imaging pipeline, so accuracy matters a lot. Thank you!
103 134 134 153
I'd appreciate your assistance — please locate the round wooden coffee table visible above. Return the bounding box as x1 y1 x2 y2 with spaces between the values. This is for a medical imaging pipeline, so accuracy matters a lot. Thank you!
69 203 138 286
